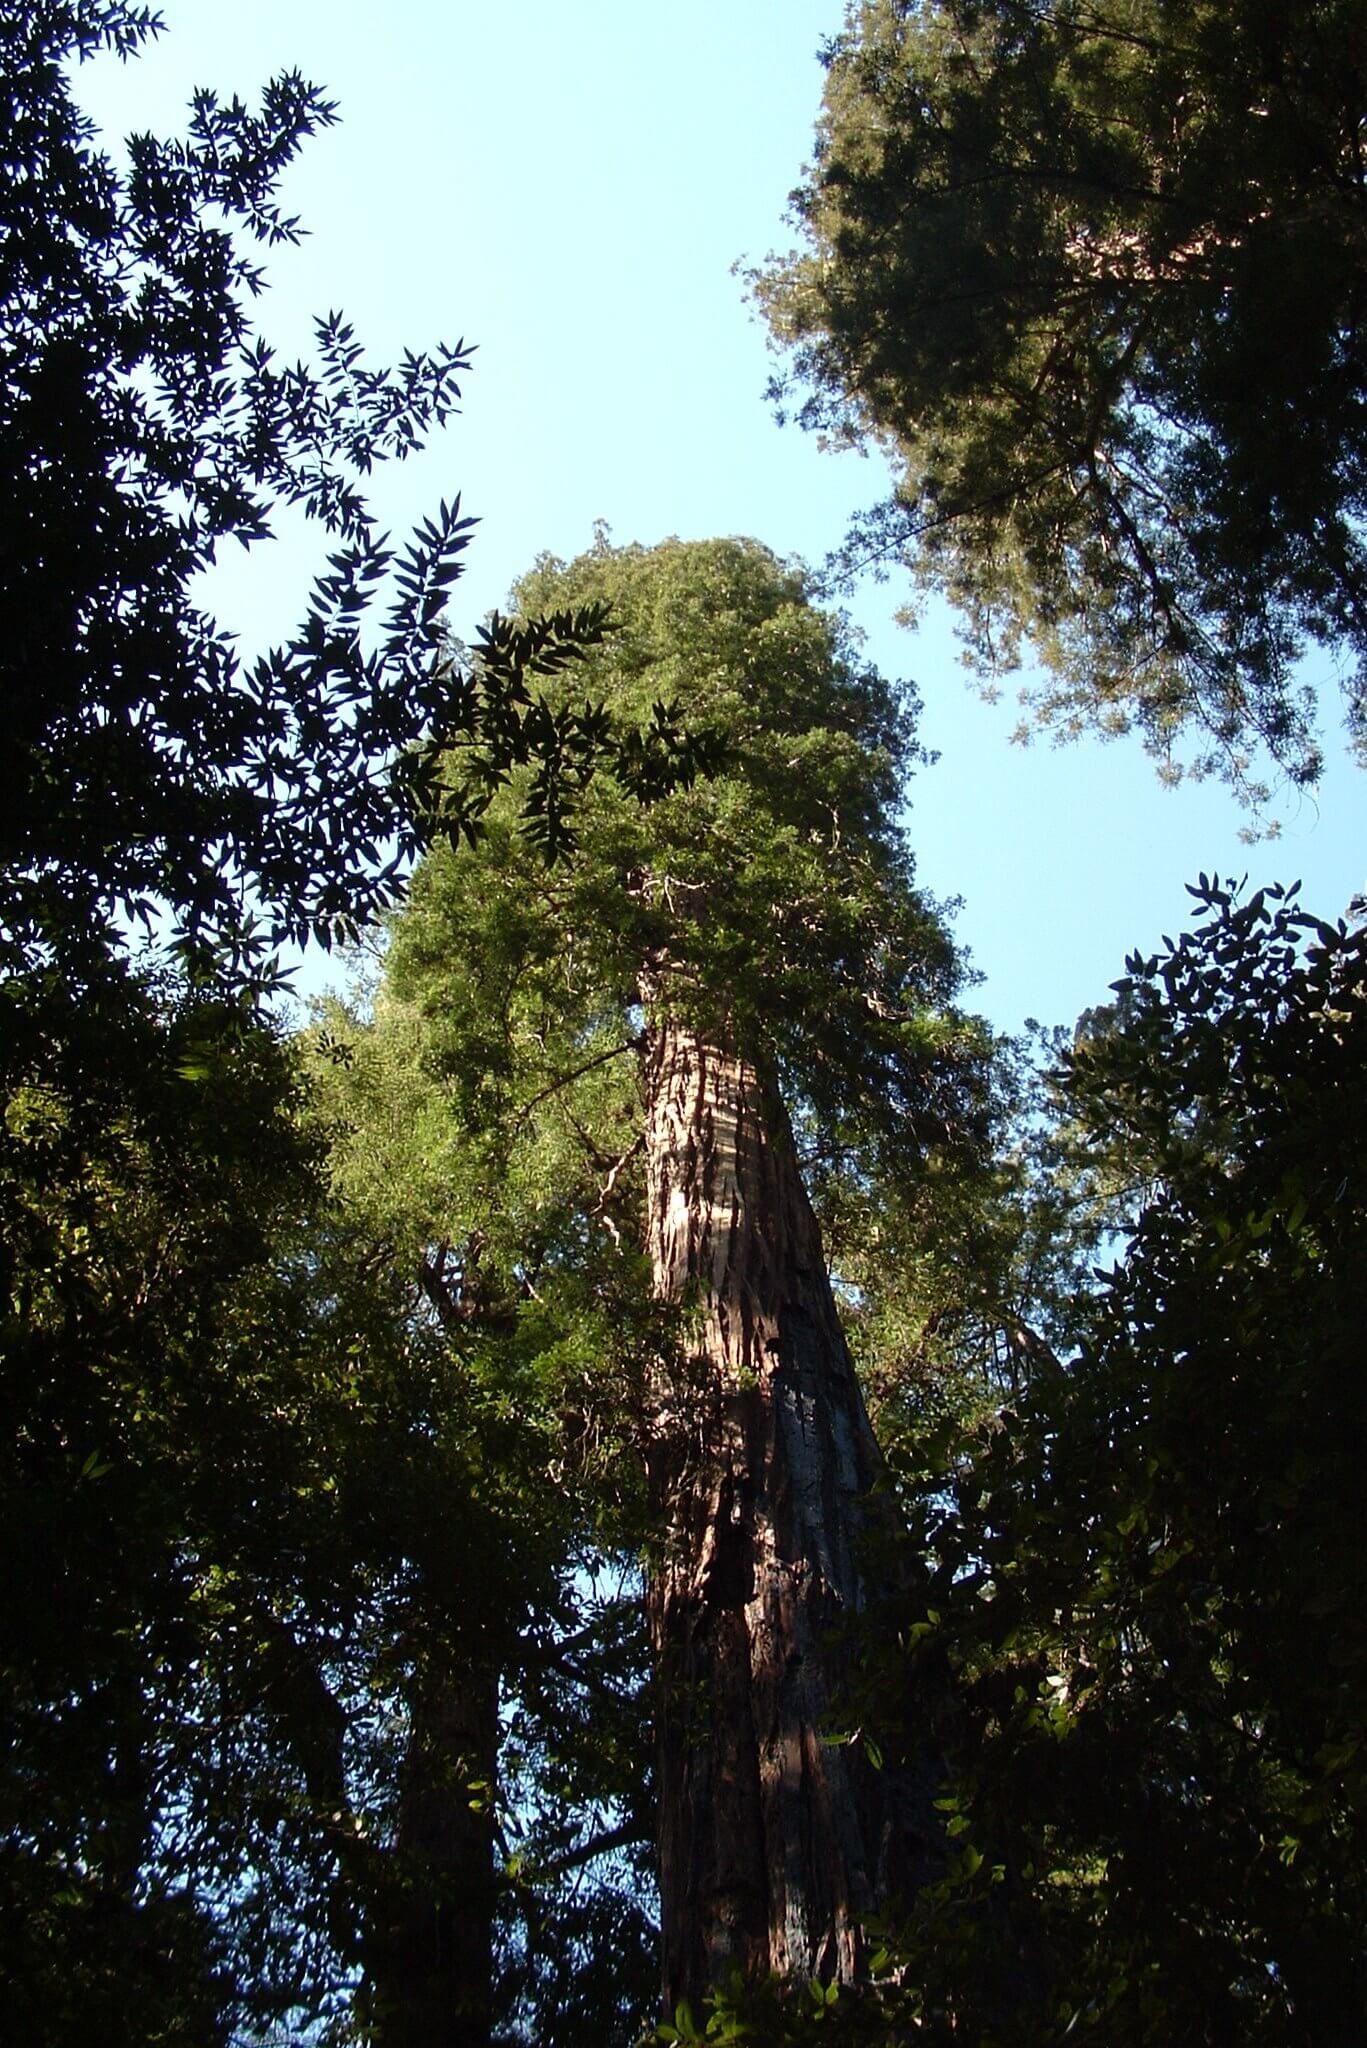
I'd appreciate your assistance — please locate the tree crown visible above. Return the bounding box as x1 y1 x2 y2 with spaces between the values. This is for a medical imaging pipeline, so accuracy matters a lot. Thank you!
756 0 1367 810
392 535 994 1192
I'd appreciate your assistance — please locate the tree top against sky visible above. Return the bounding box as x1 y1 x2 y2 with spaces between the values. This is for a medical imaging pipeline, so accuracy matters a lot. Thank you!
756 0 1367 815
393 535 995 1184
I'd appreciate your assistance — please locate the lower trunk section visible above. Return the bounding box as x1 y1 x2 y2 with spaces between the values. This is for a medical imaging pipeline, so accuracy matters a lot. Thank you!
364 1664 499 2048
642 1016 928 2012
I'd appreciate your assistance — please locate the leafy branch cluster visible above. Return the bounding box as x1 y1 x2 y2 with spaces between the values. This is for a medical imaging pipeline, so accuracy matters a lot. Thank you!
754 0 1367 812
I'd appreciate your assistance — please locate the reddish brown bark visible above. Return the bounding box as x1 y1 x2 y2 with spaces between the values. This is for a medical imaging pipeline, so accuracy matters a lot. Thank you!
642 1012 924 2011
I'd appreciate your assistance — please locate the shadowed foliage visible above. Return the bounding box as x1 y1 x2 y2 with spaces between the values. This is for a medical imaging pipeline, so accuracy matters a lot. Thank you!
756 0 1367 811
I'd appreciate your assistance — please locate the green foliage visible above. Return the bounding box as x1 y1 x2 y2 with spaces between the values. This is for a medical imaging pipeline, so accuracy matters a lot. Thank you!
1 2 685 994
807 1017 1083 1485
0 6 665 2037
308 965 664 2045
642 1969 902 2045
836 881 1367 2043
4 2 468 971
395 534 996 1186
757 0 1367 806
1 976 498 2037
385 534 1011 1478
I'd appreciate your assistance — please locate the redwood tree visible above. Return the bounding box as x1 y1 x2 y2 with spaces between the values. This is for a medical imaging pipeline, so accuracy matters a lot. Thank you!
385 535 1000 2012
755 0 1367 808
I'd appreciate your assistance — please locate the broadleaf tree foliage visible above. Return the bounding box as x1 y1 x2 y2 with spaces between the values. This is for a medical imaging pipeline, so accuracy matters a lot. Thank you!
755 0 1367 807
0 7 677 2042
3 1 686 988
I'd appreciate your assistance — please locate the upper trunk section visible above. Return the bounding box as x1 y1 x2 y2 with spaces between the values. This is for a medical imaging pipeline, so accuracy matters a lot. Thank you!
642 1009 905 2011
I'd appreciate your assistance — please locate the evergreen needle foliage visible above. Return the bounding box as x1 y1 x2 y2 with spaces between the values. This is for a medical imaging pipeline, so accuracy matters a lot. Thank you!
756 0 1367 810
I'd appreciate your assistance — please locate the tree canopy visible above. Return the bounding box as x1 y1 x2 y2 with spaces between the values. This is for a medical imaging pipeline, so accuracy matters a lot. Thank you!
860 881 1367 2045
386 533 1003 1264
755 0 1367 808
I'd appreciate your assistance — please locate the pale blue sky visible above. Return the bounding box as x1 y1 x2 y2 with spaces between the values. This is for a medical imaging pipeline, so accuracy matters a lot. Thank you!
77 1 1364 1032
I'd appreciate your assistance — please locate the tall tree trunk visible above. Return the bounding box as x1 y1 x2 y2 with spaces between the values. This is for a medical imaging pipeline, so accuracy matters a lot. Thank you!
364 1663 499 2048
642 1011 931 2012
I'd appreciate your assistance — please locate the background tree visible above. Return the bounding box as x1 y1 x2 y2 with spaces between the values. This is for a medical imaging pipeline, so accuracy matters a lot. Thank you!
755 0 1367 808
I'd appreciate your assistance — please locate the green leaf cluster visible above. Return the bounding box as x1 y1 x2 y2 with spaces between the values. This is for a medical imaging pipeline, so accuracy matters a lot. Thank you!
756 0 1367 806
825 882 1367 2043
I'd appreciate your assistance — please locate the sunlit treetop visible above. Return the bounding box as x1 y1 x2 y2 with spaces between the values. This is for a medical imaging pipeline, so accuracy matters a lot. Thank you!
390 534 1001 1202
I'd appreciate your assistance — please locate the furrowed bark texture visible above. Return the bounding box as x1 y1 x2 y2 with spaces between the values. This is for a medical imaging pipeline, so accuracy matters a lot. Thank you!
643 1012 914 2010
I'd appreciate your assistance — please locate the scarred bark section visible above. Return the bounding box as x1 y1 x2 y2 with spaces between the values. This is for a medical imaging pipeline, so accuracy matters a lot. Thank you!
642 1011 900 2010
